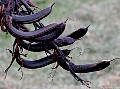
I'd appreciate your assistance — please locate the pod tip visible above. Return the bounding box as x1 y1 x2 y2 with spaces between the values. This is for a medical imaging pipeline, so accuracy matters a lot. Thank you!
111 58 120 62
64 19 68 24
85 25 90 29
102 58 118 62
102 59 111 62
51 2 55 7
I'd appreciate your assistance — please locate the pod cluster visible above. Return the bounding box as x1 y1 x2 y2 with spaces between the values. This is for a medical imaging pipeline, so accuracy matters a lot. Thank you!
0 0 113 88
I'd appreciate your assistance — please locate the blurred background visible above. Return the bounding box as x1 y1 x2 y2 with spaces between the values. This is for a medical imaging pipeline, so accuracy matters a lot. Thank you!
0 0 120 89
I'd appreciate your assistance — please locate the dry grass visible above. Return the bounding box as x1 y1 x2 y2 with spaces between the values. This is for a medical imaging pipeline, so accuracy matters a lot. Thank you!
0 0 120 89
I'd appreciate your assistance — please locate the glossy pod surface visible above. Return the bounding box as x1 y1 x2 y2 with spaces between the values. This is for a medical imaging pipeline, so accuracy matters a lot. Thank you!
12 3 54 24
32 22 66 42
19 37 75 52
6 16 65 40
68 25 90 40
16 50 71 69
69 60 111 73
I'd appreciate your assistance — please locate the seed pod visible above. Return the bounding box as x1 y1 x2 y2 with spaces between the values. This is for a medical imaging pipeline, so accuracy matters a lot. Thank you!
12 3 55 24
19 37 75 52
68 25 90 40
6 15 66 41
33 21 66 42
69 59 114 73
16 50 71 69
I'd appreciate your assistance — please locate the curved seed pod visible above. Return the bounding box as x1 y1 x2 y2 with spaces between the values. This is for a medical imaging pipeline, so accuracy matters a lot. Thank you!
53 51 112 88
19 40 52 52
32 22 66 42
12 3 55 24
15 50 71 69
20 0 44 28
7 22 56 39
6 16 65 40
69 59 114 73
68 25 90 40
19 37 75 52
